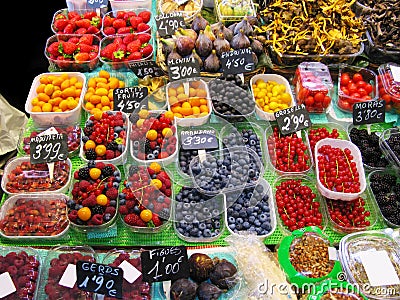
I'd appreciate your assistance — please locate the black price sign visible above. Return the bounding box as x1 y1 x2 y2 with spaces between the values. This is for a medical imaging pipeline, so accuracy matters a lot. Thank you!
220 48 255 75
155 13 186 37
168 57 200 82
181 129 218 150
113 87 148 113
128 60 165 78
275 104 312 135
30 133 68 164
141 246 189 283
76 261 123 299
86 0 108 9
352 100 385 125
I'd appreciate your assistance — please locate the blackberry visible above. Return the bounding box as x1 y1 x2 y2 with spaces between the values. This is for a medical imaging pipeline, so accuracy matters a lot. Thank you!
375 193 393 206
102 166 114 177
83 127 94 136
78 167 90 179
85 149 97 160
106 141 118 151
91 205 104 215
393 183 400 195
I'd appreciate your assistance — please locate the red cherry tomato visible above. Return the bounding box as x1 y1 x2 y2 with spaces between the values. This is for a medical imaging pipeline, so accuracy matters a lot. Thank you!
356 80 367 88
305 96 315 106
363 95 372 101
341 87 350 95
323 96 331 108
351 92 361 99
352 72 363 83
338 99 351 111
314 92 325 102
357 87 367 97
348 82 358 94
340 73 351 86
365 83 373 94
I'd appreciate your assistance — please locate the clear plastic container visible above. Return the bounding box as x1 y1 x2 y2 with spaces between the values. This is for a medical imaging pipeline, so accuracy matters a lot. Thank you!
109 0 152 11
379 127 400 171
0 193 70 239
293 62 334 113
209 78 255 122
68 162 120 232
173 181 225 243
51 8 106 35
264 123 313 175
25 72 86 128
101 8 153 36
269 42 365 67
166 79 212 127
337 64 378 112
119 164 172 233
315 138 367 201
215 0 256 24
1 156 72 195
80 111 130 166
273 175 327 235
66 0 108 10
99 33 154 70
130 110 178 166
38 245 97 300
250 73 295 121
0 246 41 300
45 34 101 72
99 249 152 300
157 0 203 23
18 125 81 158
368 169 400 228
377 62 400 114
225 178 276 240
188 146 264 196
347 123 391 172
338 229 400 299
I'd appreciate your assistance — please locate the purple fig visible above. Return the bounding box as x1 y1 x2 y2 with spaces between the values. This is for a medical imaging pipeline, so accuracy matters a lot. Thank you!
176 35 195 56
195 30 213 57
204 50 221 72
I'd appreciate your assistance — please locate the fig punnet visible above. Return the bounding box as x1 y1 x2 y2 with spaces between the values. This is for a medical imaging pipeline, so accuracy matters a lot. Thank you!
170 278 198 300
209 258 238 289
188 253 215 282
197 282 223 300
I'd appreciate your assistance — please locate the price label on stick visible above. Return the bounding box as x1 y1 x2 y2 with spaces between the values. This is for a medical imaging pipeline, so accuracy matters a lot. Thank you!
76 261 123 299
86 0 108 9
275 104 312 135
113 87 148 113
30 133 68 164
352 100 385 125
155 13 186 37
128 61 164 78
141 246 189 283
168 57 200 82
220 48 255 75
180 129 218 150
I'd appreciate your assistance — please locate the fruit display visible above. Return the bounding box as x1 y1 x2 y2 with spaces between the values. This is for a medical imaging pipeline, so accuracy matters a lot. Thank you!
0 247 41 300
337 65 377 112
173 186 224 241
68 162 120 228
266 125 311 174
101 9 152 36
99 33 154 70
19 125 81 157
158 0 202 23
51 9 103 35
274 176 325 233
40 245 97 300
377 62 400 113
293 62 333 113
81 111 128 163
101 249 152 300
369 170 400 227
217 0 256 23
225 179 275 237
0 194 69 238
250 74 294 120
129 110 177 163
118 163 171 231
2 157 71 194
45 33 100 72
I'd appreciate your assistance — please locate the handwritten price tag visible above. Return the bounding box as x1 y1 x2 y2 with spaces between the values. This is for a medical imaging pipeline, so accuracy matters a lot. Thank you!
168 57 200 82
155 13 185 37
141 246 189 283
180 129 218 150
128 61 164 78
220 48 255 75
352 100 385 125
76 261 123 299
113 87 148 113
275 104 311 135
30 133 68 164
86 0 108 8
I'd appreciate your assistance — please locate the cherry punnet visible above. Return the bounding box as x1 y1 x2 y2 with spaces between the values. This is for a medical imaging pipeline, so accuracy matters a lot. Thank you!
317 145 361 193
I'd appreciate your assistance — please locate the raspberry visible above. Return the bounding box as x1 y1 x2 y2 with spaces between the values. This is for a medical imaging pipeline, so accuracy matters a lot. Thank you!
78 167 90 179
102 165 114 177
105 206 116 216
119 205 129 215
124 213 143 226
85 149 97 160
95 162 106 170
106 187 119 200
126 200 136 209
82 194 97 207
152 214 163 227
105 150 115 159
78 180 91 192
91 214 103 225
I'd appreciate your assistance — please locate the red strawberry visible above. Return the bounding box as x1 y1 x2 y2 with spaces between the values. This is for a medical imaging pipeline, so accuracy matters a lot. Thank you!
127 51 142 61
136 33 151 44
140 44 153 58
112 50 125 62
75 18 91 29
103 15 114 27
100 43 117 59
128 16 140 29
79 34 94 45
63 23 74 34
90 16 102 27
67 36 80 44
103 26 116 36
68 11 80 19
137 23 150 33
152 214 163 227
47 42 61 57
117 26 132 34
127 40 141 53
87 25 100 34
75 27 87 34
74 52 90 62
84 11 97 20
113 18 126 29
56 56 71 69
138 10 151 23
78 43 93 53
53 19 69 31
123 33 136 44
61 41 77 55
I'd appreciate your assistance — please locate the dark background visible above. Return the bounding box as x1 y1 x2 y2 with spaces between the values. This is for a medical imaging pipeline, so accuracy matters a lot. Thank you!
0 0 69 114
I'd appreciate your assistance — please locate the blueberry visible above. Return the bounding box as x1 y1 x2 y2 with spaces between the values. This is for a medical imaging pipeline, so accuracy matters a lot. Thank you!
261 222 271 231
203 229 212 237
254 219 261 227
104 213 112 222
236 217 244 224
184 214 195 222
229 223 236 230
259 214 268 222
190 228 199 237
179 220 188 228
228 216 235 224
199 223 206 230
243 221 250 229
119 199 126 205
109 200 116 207
148 203 154 210
248 215 256 223
235 223 243 230
239 209 247 218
